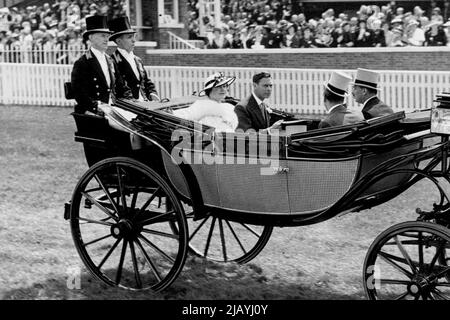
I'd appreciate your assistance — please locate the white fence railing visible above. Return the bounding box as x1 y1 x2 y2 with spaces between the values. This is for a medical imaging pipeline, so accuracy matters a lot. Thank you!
0 63 449 113
167 31 204 50
0 44 87 64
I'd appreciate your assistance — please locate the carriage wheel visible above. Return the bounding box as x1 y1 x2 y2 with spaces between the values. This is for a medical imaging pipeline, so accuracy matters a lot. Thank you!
363 221 450 300
70 157 188 292
172 205 273 264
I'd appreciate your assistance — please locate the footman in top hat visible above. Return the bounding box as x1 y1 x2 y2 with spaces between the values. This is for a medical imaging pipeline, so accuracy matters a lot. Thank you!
70 15 131 114
109 16 159 102
319 71 363 128
351 68 393 119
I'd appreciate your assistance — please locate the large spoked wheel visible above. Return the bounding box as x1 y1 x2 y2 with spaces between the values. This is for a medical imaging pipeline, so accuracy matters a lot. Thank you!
70 157 188 292
175 204 273 264
363 221 450 300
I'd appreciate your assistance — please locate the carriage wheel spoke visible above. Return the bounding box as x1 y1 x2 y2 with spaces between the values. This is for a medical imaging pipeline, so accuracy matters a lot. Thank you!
189 215 210 241
141 228 179 240
429 240 447 271
240 223 261 238
116 165 128 216
83 234 112 247
225 220 247 255
379 251 414 278
138 187 161 214
98 238 122 270
135 237 162 282
81 192 118 221
395 236 417 274
433 266 450 278
129 240 142 289
94 174 119 214
218 219 227 262
78 217 114 227
418 232 424 269
115 239 128 285
204 217 217 257
379 279 411 285
430 289 449 300
394 291 410 300
435 282 450 287
139 235 175 263
130 187 139 210
139 211 175 226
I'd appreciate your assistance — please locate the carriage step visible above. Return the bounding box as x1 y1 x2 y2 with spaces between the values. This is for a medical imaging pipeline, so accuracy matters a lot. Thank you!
64 202 71 220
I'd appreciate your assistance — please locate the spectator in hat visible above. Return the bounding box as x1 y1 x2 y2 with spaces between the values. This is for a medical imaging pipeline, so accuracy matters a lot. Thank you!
261 20 282 48
389 26 405 46
173 72 238 132
425 21 447 46
338 22 355 47
355 19 374 47
207 27 231 49
71 15 131 114
372 19 386 47
283 23 300 48
300 26 318 48
406 19 425 46
319 71 363 128
431 7 444 23
351 68 393 120
109 16 159 102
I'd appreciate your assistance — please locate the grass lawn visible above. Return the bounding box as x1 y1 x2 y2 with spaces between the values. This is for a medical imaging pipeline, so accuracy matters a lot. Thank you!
0 105 442 300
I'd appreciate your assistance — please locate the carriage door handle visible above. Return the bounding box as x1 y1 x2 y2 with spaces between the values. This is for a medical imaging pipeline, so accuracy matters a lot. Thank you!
273 166 289 174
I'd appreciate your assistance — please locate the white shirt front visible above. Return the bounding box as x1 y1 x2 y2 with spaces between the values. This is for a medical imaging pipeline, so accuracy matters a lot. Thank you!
90 46 111 87
117 47 145 101
117 47 140 80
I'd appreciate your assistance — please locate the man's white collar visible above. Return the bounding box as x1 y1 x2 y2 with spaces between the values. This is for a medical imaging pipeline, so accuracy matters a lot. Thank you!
117 47 134 59
363 95 377 108
327 103 342 114
252 92 264 105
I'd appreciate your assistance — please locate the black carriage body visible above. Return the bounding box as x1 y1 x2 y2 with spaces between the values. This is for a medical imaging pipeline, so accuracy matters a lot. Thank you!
72 98 440 227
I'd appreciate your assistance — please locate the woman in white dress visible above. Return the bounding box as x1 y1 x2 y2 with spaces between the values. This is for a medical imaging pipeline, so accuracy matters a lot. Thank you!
174 72 238 132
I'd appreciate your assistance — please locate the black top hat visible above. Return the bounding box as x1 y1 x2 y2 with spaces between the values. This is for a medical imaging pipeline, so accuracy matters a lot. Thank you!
108 16 135 41
83 15 111 41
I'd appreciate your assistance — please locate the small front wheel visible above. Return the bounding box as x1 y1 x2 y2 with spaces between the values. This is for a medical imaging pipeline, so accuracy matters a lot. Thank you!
363 221 450 300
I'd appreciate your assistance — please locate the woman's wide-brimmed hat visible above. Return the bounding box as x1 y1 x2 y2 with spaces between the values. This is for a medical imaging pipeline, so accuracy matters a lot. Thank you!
324 71 352 97
108 16 135 41
200 72 236 95
351 68 380 91
83 15 111 41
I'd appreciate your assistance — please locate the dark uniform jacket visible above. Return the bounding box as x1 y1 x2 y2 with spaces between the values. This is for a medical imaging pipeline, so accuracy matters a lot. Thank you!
235 94 271 132
362 96 393 120
111 49 159 101
318 104 364 129
71 49 131 114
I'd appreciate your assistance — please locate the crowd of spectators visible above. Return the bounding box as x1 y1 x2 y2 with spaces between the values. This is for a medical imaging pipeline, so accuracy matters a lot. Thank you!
187 0 450 48
0 0 126 52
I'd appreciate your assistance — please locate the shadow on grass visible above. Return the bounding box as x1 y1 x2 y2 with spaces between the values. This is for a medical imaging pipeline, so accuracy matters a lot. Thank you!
2 256 366 300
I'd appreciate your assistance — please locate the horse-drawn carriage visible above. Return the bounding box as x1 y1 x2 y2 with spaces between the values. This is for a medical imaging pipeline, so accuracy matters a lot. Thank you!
64 94 450 300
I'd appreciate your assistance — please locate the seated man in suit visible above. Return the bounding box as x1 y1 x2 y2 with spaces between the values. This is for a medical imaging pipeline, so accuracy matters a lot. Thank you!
351 68 394 120
71 15 131 115
108 16 160 102
235 72 283 133
319 71 364 128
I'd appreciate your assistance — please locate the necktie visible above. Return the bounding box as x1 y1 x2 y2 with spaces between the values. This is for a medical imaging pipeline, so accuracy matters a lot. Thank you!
260 102 267 125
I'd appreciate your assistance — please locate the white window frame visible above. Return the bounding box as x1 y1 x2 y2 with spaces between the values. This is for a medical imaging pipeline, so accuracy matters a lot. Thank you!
158 0 184 28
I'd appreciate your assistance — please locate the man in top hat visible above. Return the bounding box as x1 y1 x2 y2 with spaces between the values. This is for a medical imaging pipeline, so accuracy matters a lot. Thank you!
319 71 363 128
235 72 283 133
108 16 159 102
70 15 131 114
352 68 393 120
